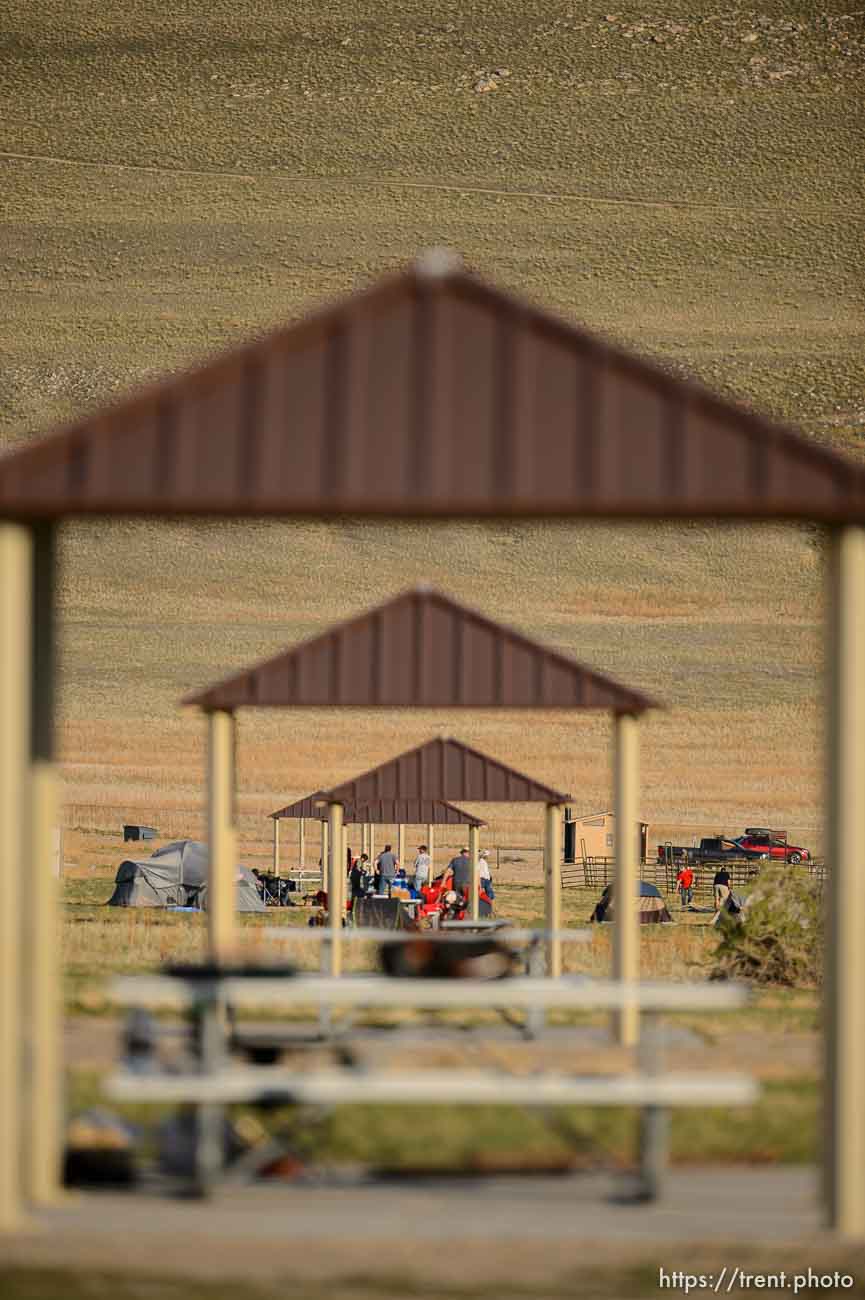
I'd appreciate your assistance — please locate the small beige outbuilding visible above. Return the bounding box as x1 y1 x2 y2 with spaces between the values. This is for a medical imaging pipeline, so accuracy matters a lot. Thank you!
568 811 649 863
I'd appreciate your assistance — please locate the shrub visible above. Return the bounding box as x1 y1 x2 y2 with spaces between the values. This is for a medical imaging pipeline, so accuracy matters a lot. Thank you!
709 866 823 987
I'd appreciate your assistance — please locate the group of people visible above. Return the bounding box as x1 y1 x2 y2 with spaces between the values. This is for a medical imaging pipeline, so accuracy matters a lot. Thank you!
346 841 495 922
675 863 733 911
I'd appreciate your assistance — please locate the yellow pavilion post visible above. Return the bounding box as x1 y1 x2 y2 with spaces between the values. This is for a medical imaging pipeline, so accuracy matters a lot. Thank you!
299 816 306 868
613 711 640 1047
426 823 434 874
328 802 344 976
0 523 31 1231
207 709 237 963
545 803 564 977
469 823 480 921
271 816 280 877
397 822 406 871
24 523 63 1205
825 526 865 1239
320 818 329 890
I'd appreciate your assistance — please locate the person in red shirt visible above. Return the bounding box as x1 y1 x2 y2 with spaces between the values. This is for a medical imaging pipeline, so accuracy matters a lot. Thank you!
675 865 695 910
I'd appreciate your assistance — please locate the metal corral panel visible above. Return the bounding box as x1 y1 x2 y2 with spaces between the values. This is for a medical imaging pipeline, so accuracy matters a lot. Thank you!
323 736 570 806
1 252 861 521
272 793 485 827
185 585 656 712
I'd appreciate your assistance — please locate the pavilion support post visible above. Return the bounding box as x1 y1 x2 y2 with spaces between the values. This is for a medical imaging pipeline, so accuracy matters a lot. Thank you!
321 819 329 891
207 709 237 964
368 823 374 864
299 817 306 869
24 524 63 1206
825 526 865 1239
397 823 406 870
545 804 564 977
613 711 640 1047
272 817 280 877
427 823 434 873
328 802 344 976
0 523 31 1232
469 823 480 921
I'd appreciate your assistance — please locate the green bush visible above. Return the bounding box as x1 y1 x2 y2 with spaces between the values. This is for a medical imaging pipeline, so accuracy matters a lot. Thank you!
709 867 823 987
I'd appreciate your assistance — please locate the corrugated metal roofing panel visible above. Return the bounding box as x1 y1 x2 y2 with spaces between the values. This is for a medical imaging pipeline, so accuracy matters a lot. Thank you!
1 254 862 521
323 737 570 806
183 586 657 713
270 792 329 821
271 794 485 827
348 799 484 828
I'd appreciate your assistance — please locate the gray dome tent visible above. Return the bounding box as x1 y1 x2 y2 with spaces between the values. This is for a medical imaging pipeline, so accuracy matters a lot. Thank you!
107 840 265 912
589 879 673 925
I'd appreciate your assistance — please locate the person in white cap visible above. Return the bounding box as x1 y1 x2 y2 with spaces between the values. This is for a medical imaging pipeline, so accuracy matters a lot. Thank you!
413 843 431 891
478 849 494 900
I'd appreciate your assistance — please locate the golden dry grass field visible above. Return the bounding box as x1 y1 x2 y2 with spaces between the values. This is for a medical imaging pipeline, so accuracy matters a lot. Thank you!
2 12 862 1293
2 0 863 862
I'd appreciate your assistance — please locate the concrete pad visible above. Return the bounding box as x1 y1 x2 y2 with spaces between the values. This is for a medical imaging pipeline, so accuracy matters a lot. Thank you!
4 1168 825 1285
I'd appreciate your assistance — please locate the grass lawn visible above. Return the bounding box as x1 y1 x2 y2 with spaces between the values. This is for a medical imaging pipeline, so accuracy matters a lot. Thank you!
61 869 821 1172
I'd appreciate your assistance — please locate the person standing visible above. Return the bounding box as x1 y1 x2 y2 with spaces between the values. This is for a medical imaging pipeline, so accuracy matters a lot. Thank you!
348 853 368 922
376 842 398 891
447 846 471 892
478 849 494 900
350 854 369 902
713 865 731 909
413 843 431 891
676 863 695 910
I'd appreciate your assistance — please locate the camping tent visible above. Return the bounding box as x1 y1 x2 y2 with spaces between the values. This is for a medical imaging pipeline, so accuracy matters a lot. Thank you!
713 891 747 927
107 840 265 912
589 880 673 925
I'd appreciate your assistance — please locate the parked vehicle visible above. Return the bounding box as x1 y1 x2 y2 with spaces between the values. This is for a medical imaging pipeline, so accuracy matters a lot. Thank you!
733 828 810 864
657 836 767 865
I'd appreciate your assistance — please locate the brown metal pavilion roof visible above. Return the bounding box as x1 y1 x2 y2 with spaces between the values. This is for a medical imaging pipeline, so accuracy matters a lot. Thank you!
271 794 486 828
321 737 571 806
1 250 862 522
269 792 329 820
183 585 657 713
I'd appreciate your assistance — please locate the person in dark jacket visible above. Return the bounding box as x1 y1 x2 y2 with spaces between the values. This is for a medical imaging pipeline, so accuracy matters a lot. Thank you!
375 843 398 890
350 854 370 903
447 847 472 891
713 865 732 909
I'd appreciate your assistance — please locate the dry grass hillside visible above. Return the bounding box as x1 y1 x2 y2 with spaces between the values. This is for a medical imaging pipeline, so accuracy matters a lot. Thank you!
1 1 863 859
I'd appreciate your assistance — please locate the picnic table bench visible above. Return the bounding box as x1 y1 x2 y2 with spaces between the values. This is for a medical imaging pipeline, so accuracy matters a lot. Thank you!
106 954 757 1203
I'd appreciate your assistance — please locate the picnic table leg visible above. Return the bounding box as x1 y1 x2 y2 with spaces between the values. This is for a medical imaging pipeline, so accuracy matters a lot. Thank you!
525 939 545 1039
636 1010 669 1201
193 989 226 1198
318 937 332 1038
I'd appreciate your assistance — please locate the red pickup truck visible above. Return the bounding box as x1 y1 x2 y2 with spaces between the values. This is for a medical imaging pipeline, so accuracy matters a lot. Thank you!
732 829 810 864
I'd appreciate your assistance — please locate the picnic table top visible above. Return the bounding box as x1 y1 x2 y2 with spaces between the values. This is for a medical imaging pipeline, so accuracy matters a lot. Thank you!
111 972 750 1013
